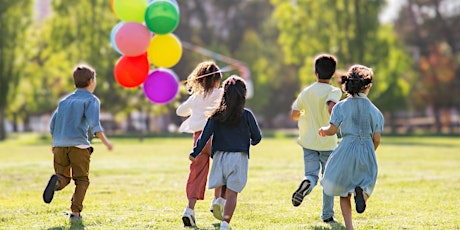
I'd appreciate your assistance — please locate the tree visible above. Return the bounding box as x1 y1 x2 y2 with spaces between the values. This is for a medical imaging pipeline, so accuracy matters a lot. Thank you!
0 0 33 139
175 0 291 127
395 0 460 133
271 0 413 130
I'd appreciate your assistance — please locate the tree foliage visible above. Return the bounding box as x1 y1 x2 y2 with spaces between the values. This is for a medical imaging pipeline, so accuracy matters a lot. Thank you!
271 0 415 132
395 0 460 132
0 0 33 139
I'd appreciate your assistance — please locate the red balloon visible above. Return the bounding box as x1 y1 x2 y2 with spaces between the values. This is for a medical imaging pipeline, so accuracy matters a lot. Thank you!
114 53 149 88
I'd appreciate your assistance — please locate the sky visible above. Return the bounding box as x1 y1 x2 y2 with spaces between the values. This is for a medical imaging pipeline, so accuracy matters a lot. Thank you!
379 0 406 23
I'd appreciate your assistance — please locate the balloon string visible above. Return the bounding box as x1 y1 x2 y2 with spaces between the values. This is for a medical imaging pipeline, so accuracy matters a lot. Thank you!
180 66 233 84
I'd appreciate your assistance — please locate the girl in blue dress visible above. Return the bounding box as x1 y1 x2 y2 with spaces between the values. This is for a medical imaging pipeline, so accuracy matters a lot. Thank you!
318 64 384 230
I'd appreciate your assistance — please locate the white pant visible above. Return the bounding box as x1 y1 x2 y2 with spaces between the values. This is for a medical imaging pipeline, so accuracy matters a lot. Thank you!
208 151 249 193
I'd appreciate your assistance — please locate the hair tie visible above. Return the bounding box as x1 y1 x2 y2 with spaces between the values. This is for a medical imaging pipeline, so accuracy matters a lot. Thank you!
228 77 236 85
341 75 348 84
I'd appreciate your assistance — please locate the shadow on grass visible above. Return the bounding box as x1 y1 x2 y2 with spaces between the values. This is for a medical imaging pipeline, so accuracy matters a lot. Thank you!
47 220 85 230
313 222 346 230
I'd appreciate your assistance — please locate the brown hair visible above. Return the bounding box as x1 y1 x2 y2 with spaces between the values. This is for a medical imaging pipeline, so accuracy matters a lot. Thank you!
340 64 373 96
73 65 95 88
186 61 222 98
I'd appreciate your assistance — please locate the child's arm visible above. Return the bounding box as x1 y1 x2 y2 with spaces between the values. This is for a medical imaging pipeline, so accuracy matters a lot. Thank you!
290 109 301 121
247 110 262 145
176 96 193 117
95 131 113 151
372 132 381 150
326 101 336 115
189 119 214 161
318 123 339 137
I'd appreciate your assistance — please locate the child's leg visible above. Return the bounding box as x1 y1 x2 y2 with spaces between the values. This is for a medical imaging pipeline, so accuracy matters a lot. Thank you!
340 195 354 230
215 186 223 199
68 147 91 215
186 132 211 209
222 188 238 224
52 147 72 190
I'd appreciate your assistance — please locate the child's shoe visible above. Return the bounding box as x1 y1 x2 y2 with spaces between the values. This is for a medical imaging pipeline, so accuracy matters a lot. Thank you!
69 213 82 223
354 187 366 213
43 174 59 203
210 199 214 213
291 179 311 207
182 207 196 227
220 221 230 230
212 197 226 221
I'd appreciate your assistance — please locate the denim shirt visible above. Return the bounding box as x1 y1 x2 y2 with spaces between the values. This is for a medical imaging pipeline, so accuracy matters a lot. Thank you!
50 89 103 147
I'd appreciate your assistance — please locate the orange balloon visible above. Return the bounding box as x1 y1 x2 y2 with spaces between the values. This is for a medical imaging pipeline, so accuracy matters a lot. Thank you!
110 0 116 16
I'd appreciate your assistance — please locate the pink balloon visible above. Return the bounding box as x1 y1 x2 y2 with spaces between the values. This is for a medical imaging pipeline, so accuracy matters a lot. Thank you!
114 22 150 57
143 68 179 104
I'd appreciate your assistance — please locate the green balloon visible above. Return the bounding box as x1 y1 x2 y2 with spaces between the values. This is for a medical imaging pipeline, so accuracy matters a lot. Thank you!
145 1 180 34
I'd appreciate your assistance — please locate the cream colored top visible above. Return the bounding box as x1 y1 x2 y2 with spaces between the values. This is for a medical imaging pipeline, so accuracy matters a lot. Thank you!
176 88 223 133
292 82 342 150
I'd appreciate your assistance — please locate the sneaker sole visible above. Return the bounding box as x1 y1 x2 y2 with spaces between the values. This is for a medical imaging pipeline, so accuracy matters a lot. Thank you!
212 203 223 221
182 216 196 227
292 179 310 207
354 187 366 213
43 175 58 203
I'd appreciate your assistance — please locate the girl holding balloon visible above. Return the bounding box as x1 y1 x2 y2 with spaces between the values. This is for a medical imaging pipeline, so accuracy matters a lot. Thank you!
176 61 224 227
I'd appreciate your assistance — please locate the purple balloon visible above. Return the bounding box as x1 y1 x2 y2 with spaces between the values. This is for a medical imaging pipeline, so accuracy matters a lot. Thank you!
143 68 179 104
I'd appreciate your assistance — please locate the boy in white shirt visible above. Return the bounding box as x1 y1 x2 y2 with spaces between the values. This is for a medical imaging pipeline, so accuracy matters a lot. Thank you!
290 54 342 223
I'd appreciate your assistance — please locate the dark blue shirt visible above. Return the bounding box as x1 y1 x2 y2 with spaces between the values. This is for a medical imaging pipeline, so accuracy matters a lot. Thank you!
50 89 103 147
190 108 262 158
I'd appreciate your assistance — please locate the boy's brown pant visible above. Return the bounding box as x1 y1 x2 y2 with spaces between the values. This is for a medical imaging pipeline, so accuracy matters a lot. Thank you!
52 146 92 213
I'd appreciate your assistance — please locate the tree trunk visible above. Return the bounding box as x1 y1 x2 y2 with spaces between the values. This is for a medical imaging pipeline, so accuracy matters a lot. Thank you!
433 105 442 134
0 108 6 140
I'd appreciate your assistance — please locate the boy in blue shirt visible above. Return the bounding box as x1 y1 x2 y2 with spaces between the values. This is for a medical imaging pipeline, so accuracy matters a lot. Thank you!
43 65 113 221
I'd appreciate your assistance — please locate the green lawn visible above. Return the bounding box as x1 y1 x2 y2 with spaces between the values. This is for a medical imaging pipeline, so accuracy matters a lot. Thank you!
1 133 459 229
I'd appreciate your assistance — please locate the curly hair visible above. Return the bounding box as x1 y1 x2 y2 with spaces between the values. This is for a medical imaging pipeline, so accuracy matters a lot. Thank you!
341 64 373 96
185 61 222 98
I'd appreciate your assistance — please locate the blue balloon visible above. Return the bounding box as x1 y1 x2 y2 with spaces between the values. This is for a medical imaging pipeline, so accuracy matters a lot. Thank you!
148 0 179 13
110 22 124 55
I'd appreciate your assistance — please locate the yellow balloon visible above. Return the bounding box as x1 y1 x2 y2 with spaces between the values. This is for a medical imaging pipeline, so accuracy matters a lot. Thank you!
147 34 182 68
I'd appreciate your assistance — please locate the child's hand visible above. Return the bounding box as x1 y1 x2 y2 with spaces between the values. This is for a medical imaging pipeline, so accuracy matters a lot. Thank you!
318 128 327 137
106 142 113 151
189 155 195 162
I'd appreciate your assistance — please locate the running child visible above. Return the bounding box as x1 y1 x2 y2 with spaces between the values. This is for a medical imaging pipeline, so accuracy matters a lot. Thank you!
319 64 384 230
189 75 262 230
177 61 224 227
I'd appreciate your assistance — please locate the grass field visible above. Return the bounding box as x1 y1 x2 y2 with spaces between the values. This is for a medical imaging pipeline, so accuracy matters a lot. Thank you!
1 133 459 230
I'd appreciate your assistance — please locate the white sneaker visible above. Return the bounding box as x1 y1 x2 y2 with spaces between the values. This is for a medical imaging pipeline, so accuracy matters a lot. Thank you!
210 199 214 213
182 207 196 227
220 221 230 230
212 197 226 221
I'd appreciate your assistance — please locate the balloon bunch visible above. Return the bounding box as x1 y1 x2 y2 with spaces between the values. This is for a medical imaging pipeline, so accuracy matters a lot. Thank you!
110 0 181 104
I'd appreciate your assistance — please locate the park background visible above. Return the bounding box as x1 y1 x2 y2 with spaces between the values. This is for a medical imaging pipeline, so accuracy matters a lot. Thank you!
1 0 460 139
1 1 460 229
